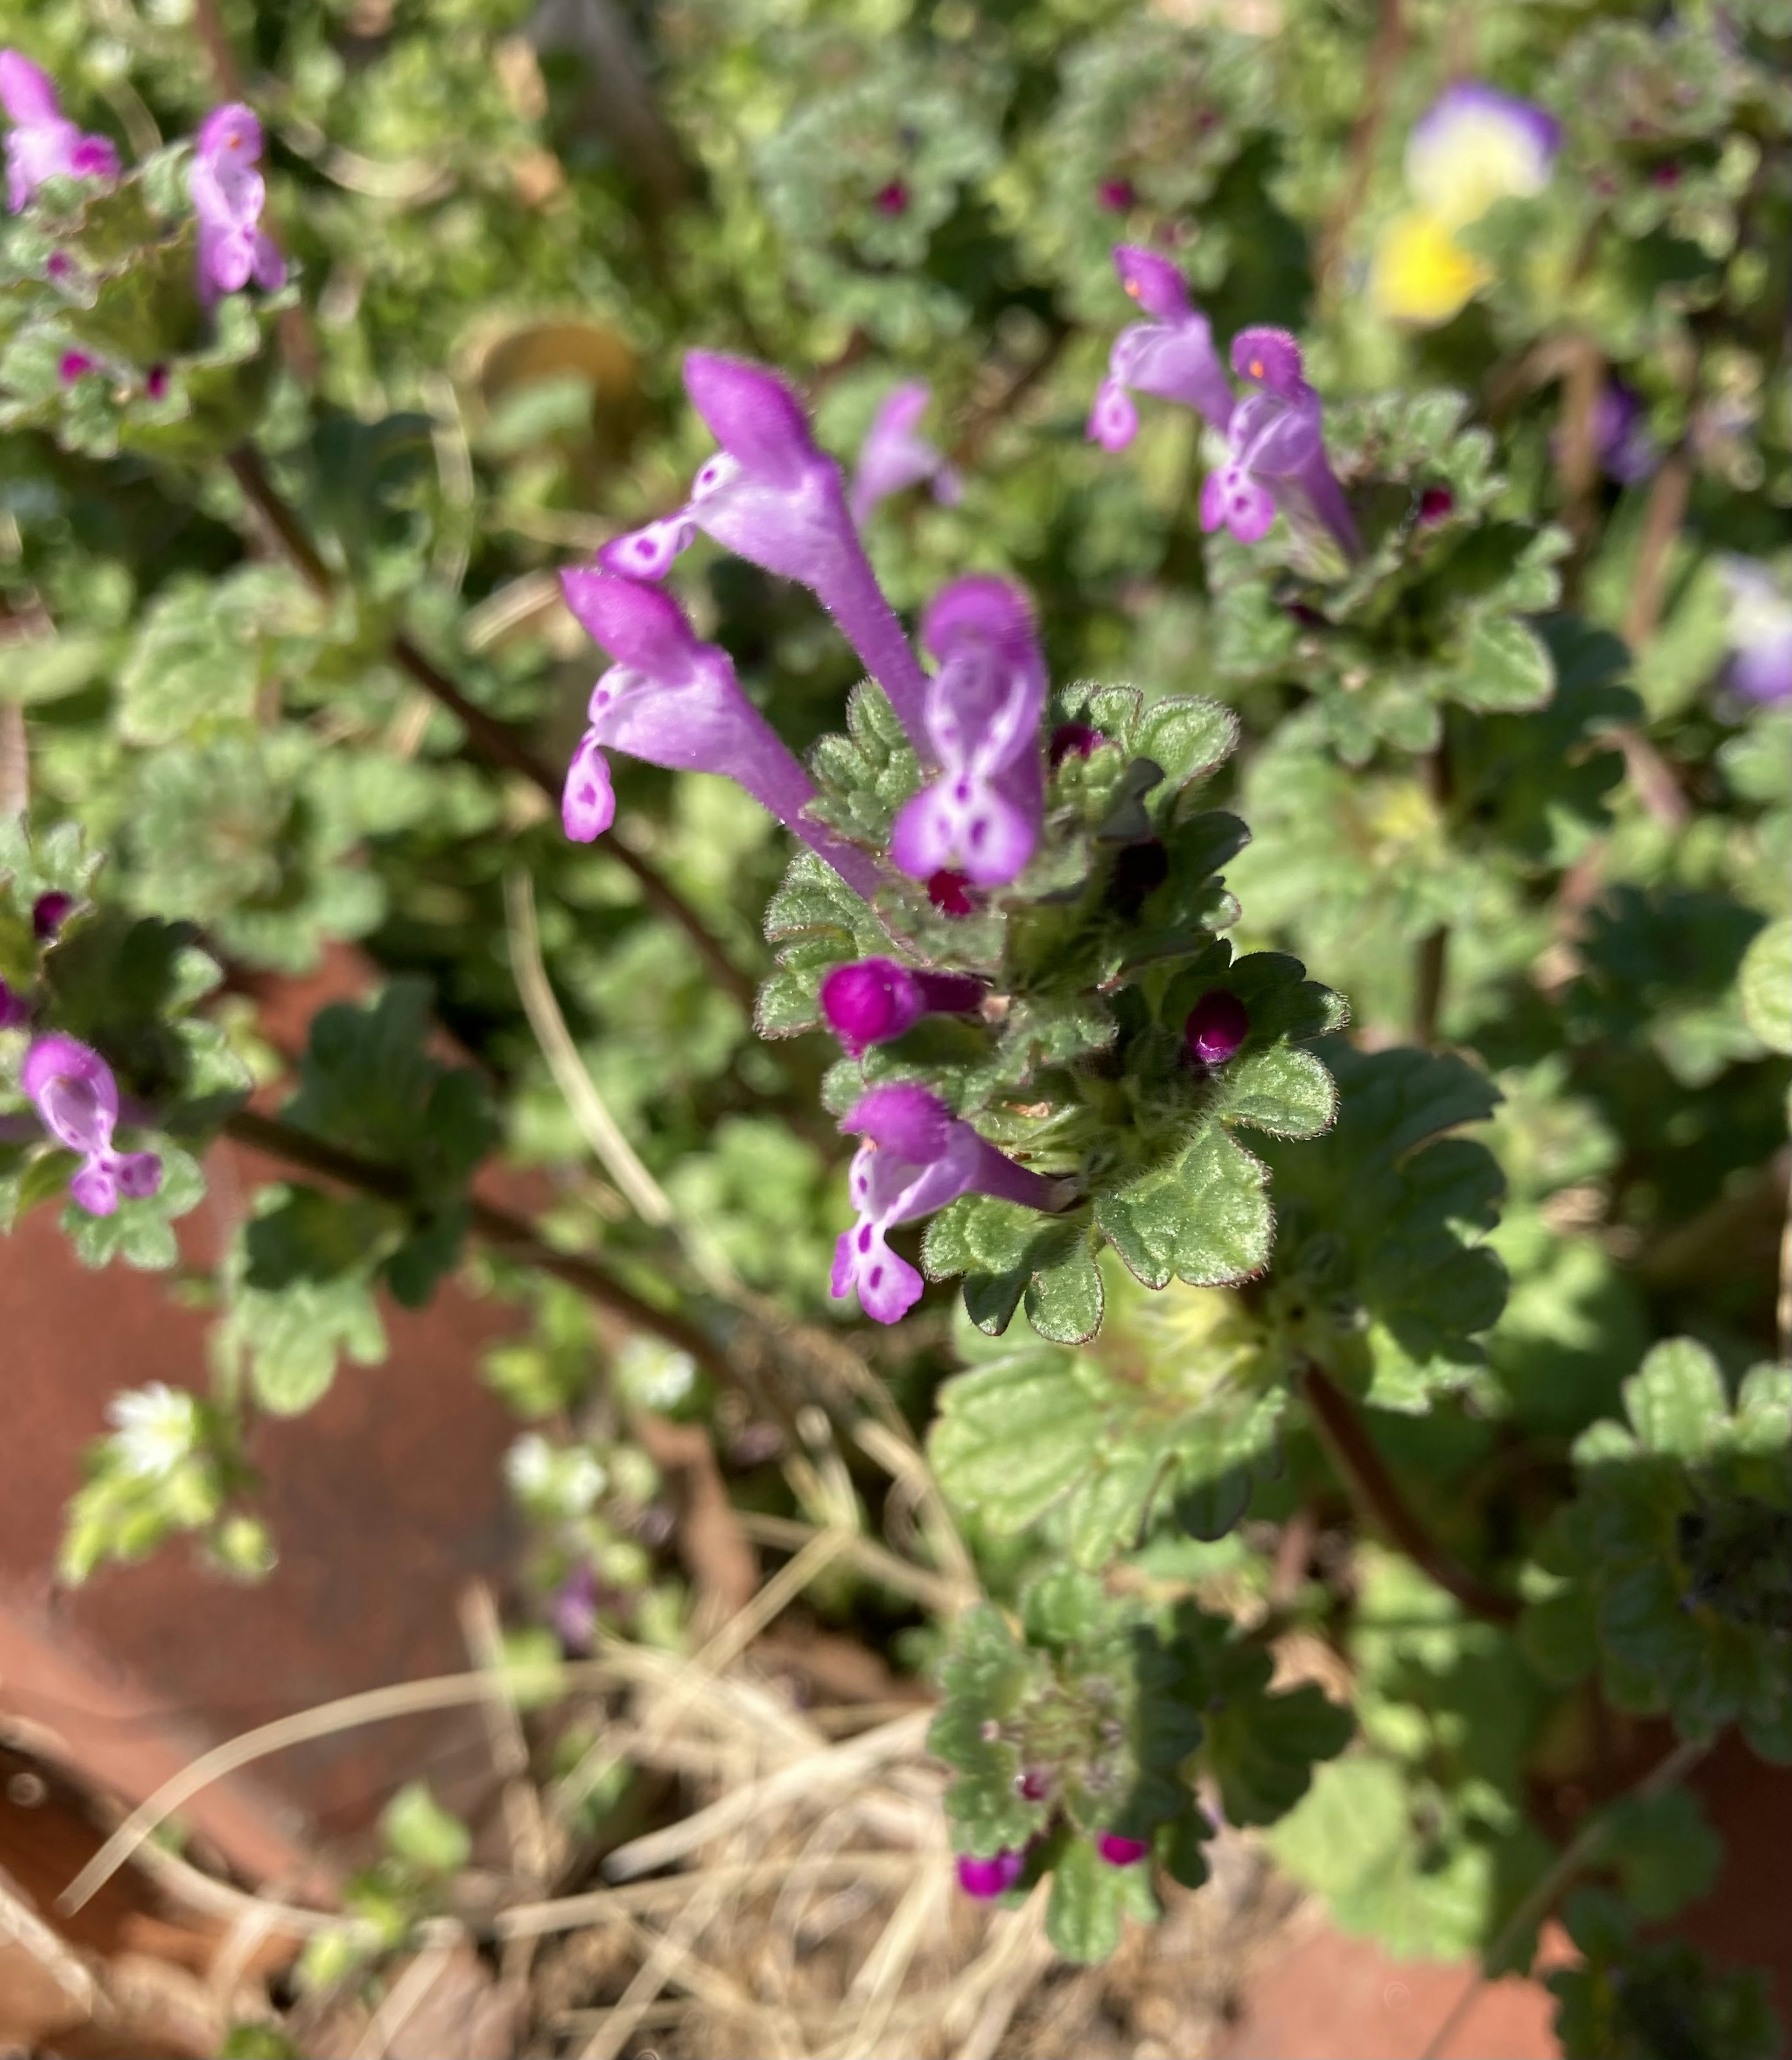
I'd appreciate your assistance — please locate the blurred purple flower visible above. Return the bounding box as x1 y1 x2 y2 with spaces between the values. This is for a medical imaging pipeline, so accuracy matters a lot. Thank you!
1593 382 1660 485
1200 328 1359 561
559 569 882 897
22 1035 161 1217
849 382 961 529
551 1562 599 1657
956 1849 1024 1899
189 103 285 304
832 1083 1065 1324
0 51 119 212
31 890 75 939
889 576 1046 889
1720 558 1792 706
1088 245 1235 452
0 978 28 1032
600 352 930 742
873 179 910 216
1097 1832 1150 1867
1096 176 1137 213
57 349 93 383
1049 721 1104 767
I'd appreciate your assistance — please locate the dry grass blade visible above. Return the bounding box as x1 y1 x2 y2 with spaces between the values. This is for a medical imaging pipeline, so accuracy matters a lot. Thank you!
58 1661 613 1916
602 1708 934 1883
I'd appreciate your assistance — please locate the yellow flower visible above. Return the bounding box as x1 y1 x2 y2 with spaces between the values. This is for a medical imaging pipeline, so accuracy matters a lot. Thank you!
1369 210 1488 326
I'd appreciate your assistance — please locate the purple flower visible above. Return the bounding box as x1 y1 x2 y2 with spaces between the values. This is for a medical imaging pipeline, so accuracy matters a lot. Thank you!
600 353 930 742
560 568 882 897
1088 245 1234 453
1097 1832 1150 1867
0 978 29 1032
1049 721 1104 767
889 577 1046 889
189 103 285 305
144 363 169 401
31 889 76 939
1417 486 1456 526
1719 558 1792 706
1405 83 1560 232
0 51 119 213
819 957 985 1058
1096 177 1136 213
831 1083 1066 1324
57 349 93 384
849 383 962 530
21 1035 162 1218
873 179 910 216
1592 382 1659 486
1183 989 1250 1066
956 1849 1024 1899
1200 328 1359 561
551 1562 599 1657
928 868 976 916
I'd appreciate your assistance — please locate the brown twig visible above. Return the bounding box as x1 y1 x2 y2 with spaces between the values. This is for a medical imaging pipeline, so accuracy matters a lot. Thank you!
223 448 756 1007
1302 1365 1519 1623
223 1106 737 1396
1317 0 1407 300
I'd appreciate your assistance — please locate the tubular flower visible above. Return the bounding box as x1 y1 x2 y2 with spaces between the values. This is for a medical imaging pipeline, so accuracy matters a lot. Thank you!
889 576 1047 889
600 352 930 742
1371 84 1559 325
0 51 119 212
559 568 882 897
832 1083 1066 1325
22 1034 162 1218
1718 559 1792 706
189 103 285 304
819 957 986 1058
849 381 962 528
1088 245 1235 452
1200 329 1359 562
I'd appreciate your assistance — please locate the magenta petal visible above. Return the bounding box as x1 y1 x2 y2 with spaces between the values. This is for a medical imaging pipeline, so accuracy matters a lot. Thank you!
1097 1833 1150 1867
562 567 702 676
69 1159 119 1216
1198 470 1227 534
1113 243 1190 322
596 516 693 584
841 1082 956 1160
0 52 61 126
1232 326 1307 400
23 1034 119 1149
1183 989 1250 1065
683 351 818 489
957 1850 1023 1899
113 1150 163 1201
196 102 263 163
820 958 925 1054
562 734 617 842
889 785 955 880
1088 377 1139 452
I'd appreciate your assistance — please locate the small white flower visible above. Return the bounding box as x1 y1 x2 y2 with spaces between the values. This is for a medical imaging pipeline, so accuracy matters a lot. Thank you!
616 1336 698 1411
504 1433 556 1500
107 1383 199 1480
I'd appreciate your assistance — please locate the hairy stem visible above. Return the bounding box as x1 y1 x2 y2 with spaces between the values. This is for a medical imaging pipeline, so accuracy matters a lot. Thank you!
223 448 756 1008
1302 1365 1519 1623
223 1106 736 1395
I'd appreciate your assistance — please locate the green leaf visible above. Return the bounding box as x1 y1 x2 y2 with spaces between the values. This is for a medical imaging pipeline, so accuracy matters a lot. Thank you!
1606 1787 1723 1923
1096 1124 1272 1291
1220 1044 1338 1139
380 1781 471 1875
1045 1836 1158 1964
931 1346 1108 1533
1453 614 1556 712
1623 1339 1729 1460
1737 918 1792 1055
1133 697 1239 797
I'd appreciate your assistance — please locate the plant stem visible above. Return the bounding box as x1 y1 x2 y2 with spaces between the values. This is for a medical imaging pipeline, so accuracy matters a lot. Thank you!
1317 0 1407 300
1302 1364 1519 1624
1412 741 1452 1046
1417 1734 1712 2060
222 448 757 1009
223 1106 737 1395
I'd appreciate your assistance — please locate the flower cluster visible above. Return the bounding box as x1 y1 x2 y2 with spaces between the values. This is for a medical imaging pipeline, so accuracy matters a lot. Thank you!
1369 84 1560 325
0 51 117 213
551 302 1281 1325
2 51 285 314
1089 247 1358 562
